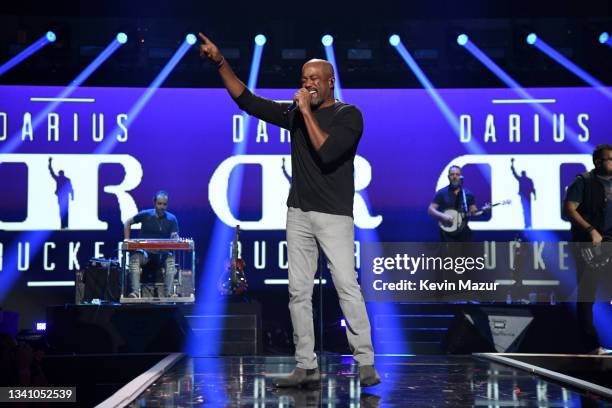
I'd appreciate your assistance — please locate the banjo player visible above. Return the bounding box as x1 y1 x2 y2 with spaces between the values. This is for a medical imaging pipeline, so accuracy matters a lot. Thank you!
428 165 478 242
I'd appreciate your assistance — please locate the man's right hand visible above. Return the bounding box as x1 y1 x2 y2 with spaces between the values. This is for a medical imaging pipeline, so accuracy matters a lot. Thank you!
197 33 246 99
198 33 223 64
590 228 603 245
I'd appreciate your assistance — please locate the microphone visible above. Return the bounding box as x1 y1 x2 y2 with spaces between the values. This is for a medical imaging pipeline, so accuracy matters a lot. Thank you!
284 90 316 115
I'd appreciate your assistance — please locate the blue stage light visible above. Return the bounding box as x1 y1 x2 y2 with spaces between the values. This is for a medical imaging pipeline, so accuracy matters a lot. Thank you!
186 33 197 45
321 34 334 46
2 35 124 156
457 34 468 46
188 31 268 357
391 40 483 155
96 38 194 155
0 33 56 78
527 33 538 45
117 32 128 44
389 34 400 47
460 38 593 153
599 32 609 44
254 34 267 46
529 35 612 101
322 36 343 100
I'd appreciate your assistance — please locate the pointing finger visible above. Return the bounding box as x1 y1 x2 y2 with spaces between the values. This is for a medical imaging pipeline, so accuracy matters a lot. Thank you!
198 32 209 44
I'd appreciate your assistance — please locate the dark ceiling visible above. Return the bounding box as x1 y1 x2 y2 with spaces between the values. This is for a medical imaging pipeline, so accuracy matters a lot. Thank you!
1 0 611 88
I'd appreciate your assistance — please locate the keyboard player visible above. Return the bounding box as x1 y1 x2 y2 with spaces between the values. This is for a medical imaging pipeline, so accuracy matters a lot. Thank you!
123 190 179 298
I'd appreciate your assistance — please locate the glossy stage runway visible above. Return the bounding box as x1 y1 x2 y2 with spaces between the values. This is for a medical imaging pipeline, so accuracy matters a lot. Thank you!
119 355 611 407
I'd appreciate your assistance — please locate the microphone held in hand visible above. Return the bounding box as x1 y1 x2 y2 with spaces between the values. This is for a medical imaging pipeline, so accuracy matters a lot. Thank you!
284 90 317 115
284 101 299 115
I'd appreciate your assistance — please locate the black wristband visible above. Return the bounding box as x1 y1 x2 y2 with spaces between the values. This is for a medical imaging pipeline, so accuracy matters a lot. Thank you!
586 226 595 233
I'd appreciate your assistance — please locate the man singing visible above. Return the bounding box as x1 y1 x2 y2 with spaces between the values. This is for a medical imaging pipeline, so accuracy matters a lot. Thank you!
123 190 179 298
198 33 380 387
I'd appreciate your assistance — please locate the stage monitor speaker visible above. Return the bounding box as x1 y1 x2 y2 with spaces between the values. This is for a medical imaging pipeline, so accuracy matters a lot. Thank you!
443 306 533 353
484 307 534 352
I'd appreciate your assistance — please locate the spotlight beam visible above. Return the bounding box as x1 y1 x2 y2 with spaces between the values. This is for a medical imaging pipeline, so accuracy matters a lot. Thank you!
529 35 612 100
0 35 132 300
0 32 56 77
390 38 488 157
95 36 195 155
461 38 593 153
188 34 268 357
319 36 394 361
322 35 343 101
1 36 127 155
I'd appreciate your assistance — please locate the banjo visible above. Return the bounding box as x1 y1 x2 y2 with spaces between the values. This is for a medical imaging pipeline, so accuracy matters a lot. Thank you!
438 200 511 234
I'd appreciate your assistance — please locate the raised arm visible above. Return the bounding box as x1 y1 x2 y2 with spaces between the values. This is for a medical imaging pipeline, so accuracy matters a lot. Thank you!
198 33 245 99
198 33 290 128
48 157 57 179
510 158 519 181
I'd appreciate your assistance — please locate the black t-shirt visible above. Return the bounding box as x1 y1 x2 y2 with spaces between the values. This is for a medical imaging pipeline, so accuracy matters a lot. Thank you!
432 186 475 212
565 175 612 234
234 89 363 217
132 209 179 239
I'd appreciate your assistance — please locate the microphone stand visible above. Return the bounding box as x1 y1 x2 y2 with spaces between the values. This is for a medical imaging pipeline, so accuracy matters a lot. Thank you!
460 177 468 214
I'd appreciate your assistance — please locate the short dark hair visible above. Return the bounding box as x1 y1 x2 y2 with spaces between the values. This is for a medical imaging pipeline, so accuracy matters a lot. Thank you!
448 165 461 174
593 144 612 165
153 190 169 202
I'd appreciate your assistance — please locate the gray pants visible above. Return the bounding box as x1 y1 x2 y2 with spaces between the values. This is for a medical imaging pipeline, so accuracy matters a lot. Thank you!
286 207 374 369
128 251 176 297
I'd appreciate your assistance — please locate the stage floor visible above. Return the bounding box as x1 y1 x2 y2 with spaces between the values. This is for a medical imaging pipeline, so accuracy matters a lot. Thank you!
127 355 611 407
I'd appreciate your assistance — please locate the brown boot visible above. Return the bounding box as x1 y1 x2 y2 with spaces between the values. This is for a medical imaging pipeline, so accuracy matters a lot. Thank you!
359 365 381 387
273 367 321 388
